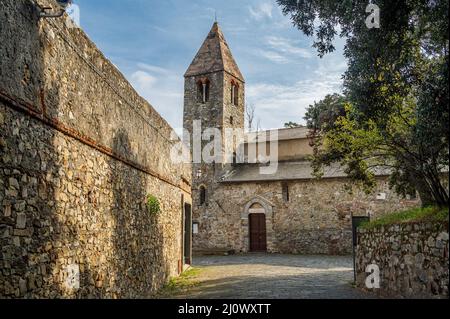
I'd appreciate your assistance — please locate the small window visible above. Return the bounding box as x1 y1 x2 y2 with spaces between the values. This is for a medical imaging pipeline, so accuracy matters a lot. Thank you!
197 79 210 103
282 183 289 202
199 186 206 205
232 152 237 166
231 81 239 106
231 84 234 103
230 116 234 125
197 82 203 102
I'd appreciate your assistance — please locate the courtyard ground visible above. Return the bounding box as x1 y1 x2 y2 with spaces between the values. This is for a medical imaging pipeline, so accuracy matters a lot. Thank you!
159 254 377 299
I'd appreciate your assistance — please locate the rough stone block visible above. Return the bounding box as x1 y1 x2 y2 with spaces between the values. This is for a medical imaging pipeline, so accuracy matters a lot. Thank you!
16 213 27 229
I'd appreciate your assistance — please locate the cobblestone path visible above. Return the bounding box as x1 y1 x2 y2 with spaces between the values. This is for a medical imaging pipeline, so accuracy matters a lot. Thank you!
172 254 377 299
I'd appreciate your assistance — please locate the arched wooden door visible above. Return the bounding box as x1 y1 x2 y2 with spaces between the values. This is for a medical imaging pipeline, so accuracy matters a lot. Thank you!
249 213 267 252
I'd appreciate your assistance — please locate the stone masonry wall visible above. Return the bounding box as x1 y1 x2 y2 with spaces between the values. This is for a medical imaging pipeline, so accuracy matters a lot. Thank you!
0 0 191 298
356 221 449 298
193 177 420 255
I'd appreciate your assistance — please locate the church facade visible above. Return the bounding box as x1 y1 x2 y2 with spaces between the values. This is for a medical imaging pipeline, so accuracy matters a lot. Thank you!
183 23 420 255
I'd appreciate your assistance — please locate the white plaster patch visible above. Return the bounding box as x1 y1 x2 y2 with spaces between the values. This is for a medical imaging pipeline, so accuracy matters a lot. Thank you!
65 264 80 290
248 208 266 214
193 223 199 234
376 193 386 200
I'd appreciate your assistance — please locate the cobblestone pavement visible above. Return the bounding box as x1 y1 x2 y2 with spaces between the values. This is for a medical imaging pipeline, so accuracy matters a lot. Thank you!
173 254 377 299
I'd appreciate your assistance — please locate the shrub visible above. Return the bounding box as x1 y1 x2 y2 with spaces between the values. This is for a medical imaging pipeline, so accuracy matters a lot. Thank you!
146 194 161 215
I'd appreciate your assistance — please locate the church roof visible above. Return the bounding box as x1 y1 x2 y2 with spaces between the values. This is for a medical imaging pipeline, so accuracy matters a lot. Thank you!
245 127 310 143
185 22 244 82
219 161 392 183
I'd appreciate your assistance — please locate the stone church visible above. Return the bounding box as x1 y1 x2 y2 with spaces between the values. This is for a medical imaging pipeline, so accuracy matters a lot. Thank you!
183 22 420 256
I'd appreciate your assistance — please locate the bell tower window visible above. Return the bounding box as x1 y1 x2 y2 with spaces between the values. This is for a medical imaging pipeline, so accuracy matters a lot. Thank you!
197 78 210 103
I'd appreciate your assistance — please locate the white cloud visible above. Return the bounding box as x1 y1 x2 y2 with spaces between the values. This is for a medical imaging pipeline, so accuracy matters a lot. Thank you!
249 2 273 21
137 63 171 75
258 50 290 64
130 71 157 91
246 74 344 130
266 36 313 58
314 59 348 80
129 66 184 130
272 9 293 29
223 25 248 35
256 36 314 64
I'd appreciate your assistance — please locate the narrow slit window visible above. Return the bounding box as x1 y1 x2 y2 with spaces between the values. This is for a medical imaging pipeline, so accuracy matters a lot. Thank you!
231 81 239 106
231 84 234 104
282 183 290 202
199 186 206 205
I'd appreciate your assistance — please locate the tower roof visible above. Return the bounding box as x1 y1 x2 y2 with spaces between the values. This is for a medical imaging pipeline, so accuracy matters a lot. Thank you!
185 22 244 82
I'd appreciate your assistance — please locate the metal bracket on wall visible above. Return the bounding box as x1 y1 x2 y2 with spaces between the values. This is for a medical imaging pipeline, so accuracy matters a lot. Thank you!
39 6 65 19
29 0 71 19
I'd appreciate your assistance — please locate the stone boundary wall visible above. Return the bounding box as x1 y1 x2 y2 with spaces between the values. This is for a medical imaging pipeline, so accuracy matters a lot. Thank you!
1 0 191 298
356 221 449 298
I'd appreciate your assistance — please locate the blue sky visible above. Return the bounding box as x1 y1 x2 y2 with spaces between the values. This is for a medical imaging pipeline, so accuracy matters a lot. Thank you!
74 0 347 130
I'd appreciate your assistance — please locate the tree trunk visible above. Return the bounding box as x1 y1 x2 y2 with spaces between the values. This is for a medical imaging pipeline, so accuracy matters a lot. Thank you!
415 170 449 208
417 188 435 207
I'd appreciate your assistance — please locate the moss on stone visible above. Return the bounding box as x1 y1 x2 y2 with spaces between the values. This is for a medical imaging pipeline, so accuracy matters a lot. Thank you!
156 267 202 298
361 206 449 229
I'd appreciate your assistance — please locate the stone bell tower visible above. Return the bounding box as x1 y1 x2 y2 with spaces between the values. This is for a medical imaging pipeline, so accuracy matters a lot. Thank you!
183 22 245 217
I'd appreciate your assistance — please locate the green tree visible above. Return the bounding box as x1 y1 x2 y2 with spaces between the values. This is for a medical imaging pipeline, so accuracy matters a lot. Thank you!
278 0 449 206
284 121 301 128
304 94 346 132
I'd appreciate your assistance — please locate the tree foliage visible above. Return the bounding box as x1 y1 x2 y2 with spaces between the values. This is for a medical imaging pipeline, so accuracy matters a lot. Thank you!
278 0 449 206
284 121 302 128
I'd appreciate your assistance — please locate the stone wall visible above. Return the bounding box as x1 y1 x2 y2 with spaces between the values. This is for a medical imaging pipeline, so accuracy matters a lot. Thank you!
193 177 420 255
0 0 191 298
356 221 449 298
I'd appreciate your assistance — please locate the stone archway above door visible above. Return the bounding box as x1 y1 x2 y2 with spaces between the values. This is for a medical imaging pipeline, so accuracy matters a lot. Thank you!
242 195 274 220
